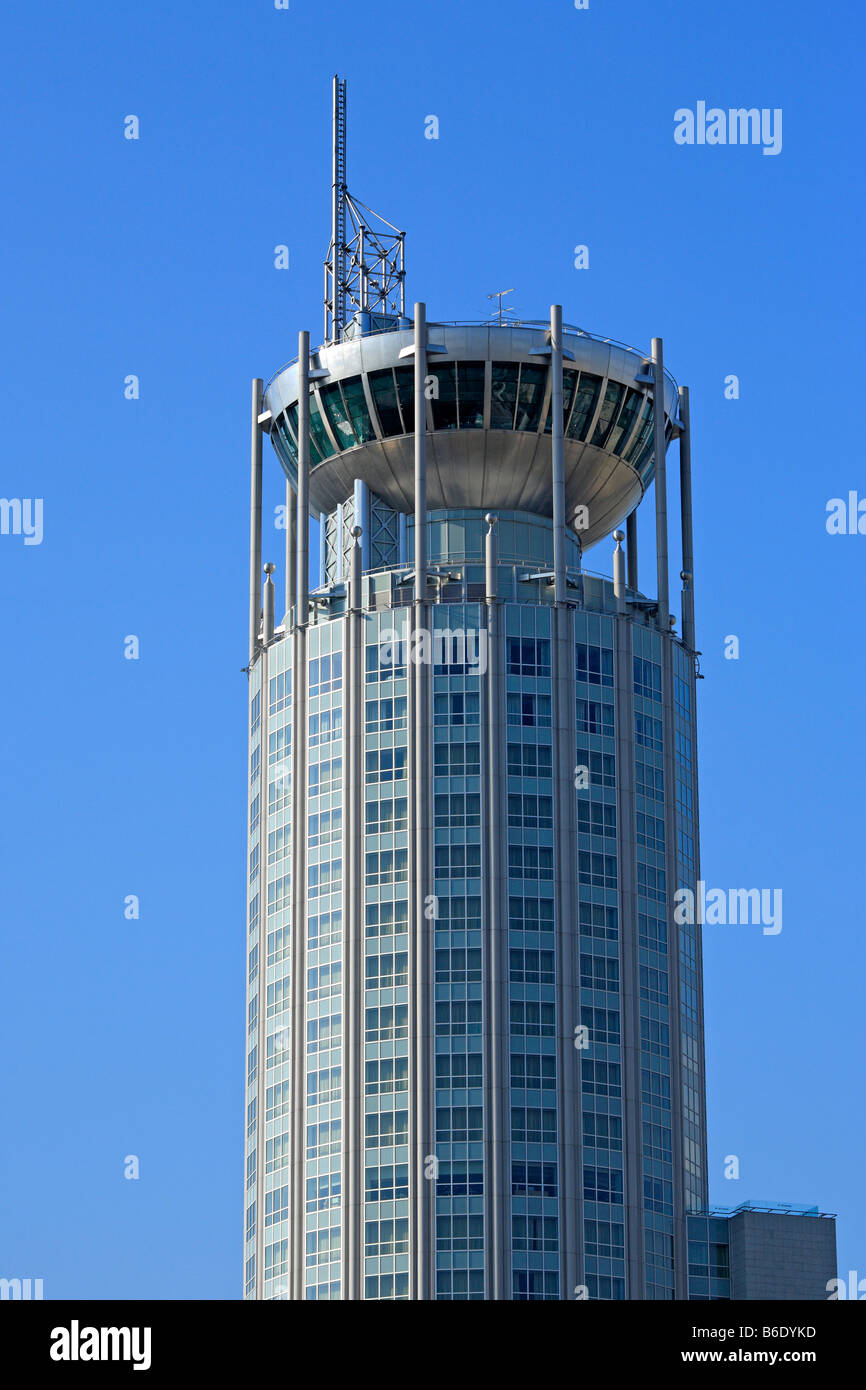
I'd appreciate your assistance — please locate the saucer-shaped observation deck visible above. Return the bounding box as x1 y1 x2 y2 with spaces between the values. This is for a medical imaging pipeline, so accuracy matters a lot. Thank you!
264 319 677 551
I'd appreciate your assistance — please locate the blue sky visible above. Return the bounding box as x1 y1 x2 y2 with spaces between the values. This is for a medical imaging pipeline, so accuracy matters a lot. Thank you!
0 0 863 1297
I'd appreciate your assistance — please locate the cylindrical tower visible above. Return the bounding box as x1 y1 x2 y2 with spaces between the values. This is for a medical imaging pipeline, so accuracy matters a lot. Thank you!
243 298 705 1301
242 76 704 1302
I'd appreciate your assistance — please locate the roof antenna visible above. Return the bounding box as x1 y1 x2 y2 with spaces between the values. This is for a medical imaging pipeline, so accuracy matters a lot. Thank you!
324 76 407 344
487 288 516 326
329 75 347 341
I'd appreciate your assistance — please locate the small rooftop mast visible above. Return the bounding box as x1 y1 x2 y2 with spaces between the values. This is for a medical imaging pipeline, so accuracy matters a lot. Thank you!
323 76 406 344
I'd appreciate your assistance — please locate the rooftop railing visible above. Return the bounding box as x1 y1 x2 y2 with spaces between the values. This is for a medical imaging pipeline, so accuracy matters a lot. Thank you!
694 1201 835 1220
263 317 679 399
294 560 653 626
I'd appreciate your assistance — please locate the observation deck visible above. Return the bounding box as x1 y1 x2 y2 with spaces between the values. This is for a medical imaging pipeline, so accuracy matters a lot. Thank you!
264 318 678 552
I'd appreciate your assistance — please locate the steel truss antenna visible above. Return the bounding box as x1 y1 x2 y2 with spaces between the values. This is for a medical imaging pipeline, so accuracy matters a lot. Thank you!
324 76 406 344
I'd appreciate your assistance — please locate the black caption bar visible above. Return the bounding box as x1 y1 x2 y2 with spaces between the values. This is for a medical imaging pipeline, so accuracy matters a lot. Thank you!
1 1297 862 1377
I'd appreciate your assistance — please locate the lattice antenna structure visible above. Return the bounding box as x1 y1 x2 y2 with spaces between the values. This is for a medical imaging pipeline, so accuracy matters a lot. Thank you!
324 77 406 344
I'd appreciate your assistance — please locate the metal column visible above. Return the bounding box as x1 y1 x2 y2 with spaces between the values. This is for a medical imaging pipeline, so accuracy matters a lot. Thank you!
253 643 270 1299
296 333 310 622
353 478 371 572
262 563 275 646
249 378 263 664
554 600 581 1301
678 386 696 650
652 338 670 629
413 302 427 602
551 305 567 606
289 330 310 1299
284 481 297 625
410 300 432 1300
626 510 638 593
612 530 626 613
483 514 508 1298
550 307 580 1292
343 527 364 1297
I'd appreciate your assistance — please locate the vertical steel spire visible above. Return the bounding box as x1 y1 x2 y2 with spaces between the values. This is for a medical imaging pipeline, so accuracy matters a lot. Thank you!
329 75 347 342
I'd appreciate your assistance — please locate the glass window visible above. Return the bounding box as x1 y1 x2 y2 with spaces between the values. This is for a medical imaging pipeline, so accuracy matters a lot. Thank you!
277 414 298 466
429 363 458 430
428 519 445 561
566 372 603 441
447 518 465 553
368 368 403 436
577 642 614 686
320 382 357 449
393 366 414 431
623 398 653 464
274 415 298 484
340 376 376 443
287 401 312 463
591 381 625 447
457 361 485 428
543 368 579 434
506 636 551 676
529 522 546 560
515 364 547 431
490 363 519 428
607 387 641 456
289 400 323 465
635 428 656 480
308 393 335 459
465 516 483 554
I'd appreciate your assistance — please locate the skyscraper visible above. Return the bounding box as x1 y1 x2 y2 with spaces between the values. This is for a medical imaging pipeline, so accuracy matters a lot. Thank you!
242 79 836 1302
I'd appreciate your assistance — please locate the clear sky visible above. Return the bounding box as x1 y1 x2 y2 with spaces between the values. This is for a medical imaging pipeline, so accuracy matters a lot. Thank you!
0 0 863 1298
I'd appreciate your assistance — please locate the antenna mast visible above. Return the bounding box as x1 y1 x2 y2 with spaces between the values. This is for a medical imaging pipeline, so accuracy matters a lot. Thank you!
330 76 347 341
324 76 406 344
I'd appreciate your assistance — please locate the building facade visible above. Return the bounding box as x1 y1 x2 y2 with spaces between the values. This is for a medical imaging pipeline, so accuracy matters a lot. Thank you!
240 79 836 1301
242 310 720 1299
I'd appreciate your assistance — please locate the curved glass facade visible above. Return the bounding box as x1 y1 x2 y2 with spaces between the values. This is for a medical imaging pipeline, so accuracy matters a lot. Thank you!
416 510 582 568
247 322 838 1303
268 362 668 485
244 506 707 1301
319 504 586 586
